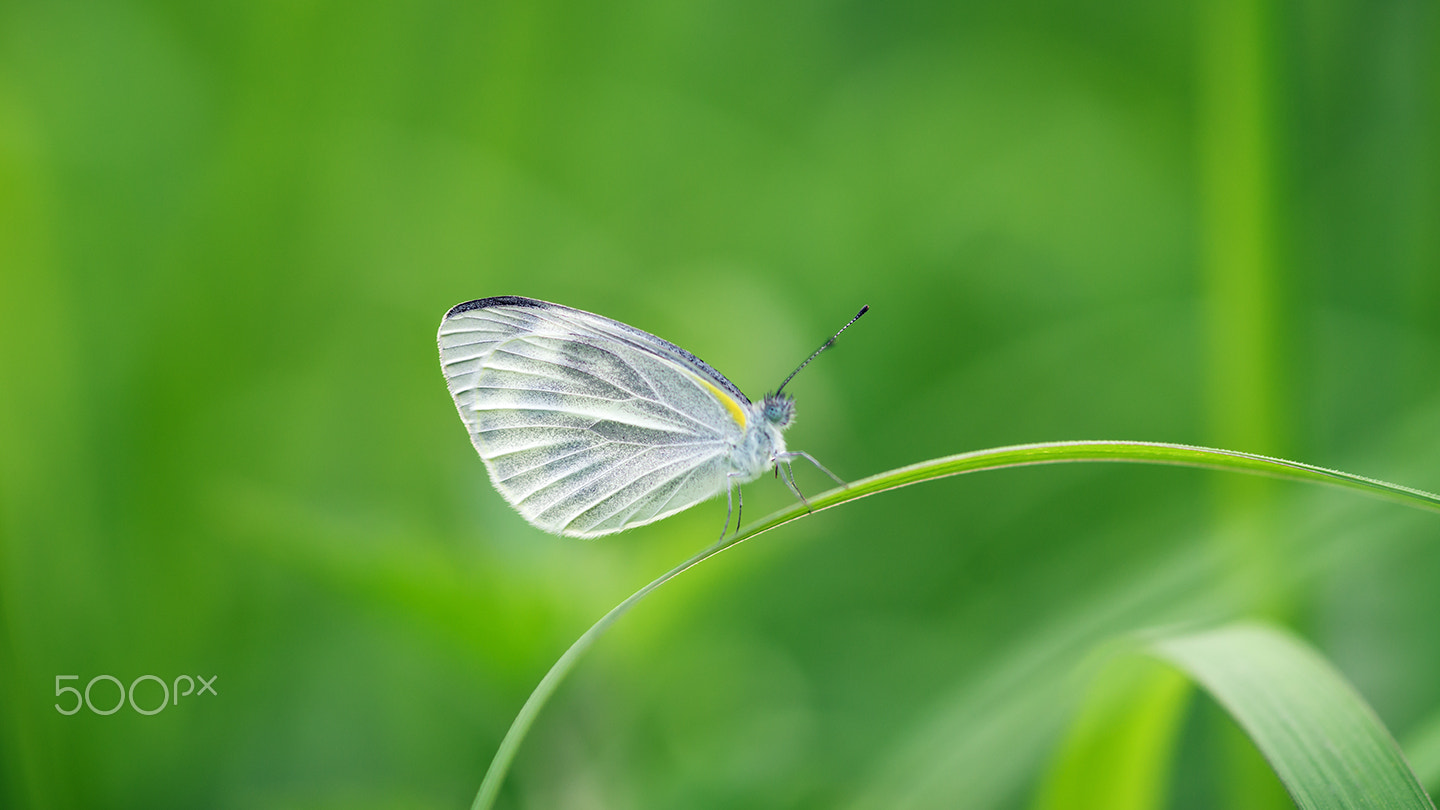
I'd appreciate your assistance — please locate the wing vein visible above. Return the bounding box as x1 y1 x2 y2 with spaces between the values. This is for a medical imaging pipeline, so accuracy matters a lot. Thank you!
559 448 720 532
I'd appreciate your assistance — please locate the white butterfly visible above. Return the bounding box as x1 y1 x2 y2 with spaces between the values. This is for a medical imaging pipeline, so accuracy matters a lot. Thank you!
437 296 866 538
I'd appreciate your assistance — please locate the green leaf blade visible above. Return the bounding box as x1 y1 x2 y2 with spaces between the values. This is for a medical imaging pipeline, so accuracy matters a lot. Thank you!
1031 658 1192 810
1153 624 1435 810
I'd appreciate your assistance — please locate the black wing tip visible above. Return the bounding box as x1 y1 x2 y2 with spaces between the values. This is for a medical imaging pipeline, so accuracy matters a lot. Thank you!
443 296 549 320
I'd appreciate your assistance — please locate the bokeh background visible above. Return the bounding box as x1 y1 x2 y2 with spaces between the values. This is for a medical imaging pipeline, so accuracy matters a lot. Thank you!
2 1 1438 808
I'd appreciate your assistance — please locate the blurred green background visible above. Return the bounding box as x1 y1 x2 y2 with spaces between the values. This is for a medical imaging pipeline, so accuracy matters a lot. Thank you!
2 0 1438 808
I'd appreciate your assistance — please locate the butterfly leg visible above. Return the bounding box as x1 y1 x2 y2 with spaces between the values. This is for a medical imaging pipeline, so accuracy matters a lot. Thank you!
778 460 814 515
720 472 745 540
779 451 847 488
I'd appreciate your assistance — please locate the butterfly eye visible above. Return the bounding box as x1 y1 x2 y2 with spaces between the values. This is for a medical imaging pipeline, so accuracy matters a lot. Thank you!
762 395 795 427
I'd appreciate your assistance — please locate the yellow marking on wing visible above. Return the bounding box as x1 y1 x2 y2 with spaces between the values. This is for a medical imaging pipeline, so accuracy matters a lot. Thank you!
694 376 748 430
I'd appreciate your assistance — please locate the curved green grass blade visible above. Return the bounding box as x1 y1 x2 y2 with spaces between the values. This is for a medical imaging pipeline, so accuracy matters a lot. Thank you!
1031 658 1192 810
1151 623 1436 810
472 440 1440 810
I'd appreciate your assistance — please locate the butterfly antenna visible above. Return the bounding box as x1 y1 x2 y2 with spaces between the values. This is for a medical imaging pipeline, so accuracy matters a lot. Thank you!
775 305 869 395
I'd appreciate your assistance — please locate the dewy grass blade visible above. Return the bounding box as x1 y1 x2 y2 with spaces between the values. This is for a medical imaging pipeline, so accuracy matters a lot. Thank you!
472 440 1440 810
1151 623 1436 810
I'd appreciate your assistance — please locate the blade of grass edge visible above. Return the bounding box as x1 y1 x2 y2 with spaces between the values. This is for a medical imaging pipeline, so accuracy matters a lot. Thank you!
1403 710 1440 792
1151 623 1436 809
472 440 1440 810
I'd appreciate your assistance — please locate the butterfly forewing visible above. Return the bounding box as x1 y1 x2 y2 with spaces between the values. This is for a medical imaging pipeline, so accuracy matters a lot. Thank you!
438 297 751 537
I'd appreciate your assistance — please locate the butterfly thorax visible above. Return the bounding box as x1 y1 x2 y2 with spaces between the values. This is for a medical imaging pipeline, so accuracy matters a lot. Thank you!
729 398 791 483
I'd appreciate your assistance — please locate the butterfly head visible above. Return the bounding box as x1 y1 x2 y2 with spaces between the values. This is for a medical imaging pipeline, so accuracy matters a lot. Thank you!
761 393 795 428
